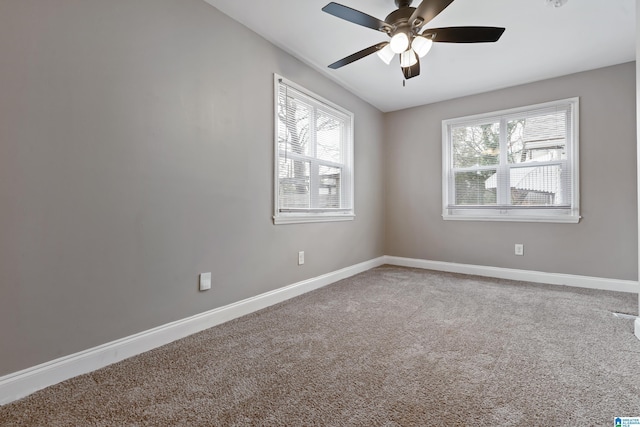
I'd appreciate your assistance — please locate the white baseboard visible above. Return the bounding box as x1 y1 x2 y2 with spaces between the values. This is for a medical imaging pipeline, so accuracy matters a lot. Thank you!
0 256 386 406
383 256 639 294
636 318 640 341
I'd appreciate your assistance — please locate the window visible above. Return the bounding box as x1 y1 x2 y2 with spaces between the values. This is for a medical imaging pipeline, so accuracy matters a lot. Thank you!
442 98 579 222
274 75 354 224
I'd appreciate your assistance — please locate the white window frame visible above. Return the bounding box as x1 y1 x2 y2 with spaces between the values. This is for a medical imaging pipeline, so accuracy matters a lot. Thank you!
442 98 580 223
273 74 355 225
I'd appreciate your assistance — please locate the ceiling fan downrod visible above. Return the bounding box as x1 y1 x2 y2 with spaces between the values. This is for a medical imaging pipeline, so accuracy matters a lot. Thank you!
395 0 413 8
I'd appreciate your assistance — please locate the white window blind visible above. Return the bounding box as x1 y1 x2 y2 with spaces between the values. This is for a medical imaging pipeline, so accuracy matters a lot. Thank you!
442 98 579 222
274 75 354 224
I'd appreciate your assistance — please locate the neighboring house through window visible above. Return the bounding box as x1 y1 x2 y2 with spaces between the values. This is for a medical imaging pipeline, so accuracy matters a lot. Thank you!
274 75 354 224
442 98 579 222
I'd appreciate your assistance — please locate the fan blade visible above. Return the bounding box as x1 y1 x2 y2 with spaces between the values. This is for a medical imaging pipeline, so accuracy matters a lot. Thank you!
401 59 420 80
409 0 455 30
322 2 390 32
328 42 389 69
423 26 506 43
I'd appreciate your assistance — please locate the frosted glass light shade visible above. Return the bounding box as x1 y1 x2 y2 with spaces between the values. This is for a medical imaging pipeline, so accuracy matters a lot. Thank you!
400 49 417 67
376 44 395 65
390 32 409 54
411 36 433 58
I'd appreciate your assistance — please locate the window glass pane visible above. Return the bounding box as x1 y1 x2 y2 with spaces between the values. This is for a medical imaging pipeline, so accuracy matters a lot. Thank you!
509 164 567 206
507 111 567 164
452 122 500 168
279 158 310 208
278 93 312 157
454 170 497 205
316 111 342 163
318 165 341 208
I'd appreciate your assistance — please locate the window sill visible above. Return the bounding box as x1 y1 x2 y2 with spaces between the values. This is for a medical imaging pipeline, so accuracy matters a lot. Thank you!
273 213 355 225
442 214 580 223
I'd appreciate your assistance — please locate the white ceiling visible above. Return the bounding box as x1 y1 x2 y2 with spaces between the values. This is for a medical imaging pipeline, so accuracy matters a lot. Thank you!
204 0 635 112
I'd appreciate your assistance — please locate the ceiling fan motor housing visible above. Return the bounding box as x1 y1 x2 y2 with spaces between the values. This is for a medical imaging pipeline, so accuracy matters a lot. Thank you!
385 6 417 46
385 6 416 27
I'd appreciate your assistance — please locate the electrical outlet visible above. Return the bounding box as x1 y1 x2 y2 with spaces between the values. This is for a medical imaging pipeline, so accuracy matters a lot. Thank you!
199 272 211 291
298 251 305 265
515 244 524 256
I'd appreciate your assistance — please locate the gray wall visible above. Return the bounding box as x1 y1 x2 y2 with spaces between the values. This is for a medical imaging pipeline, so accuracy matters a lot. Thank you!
0 0 386 375
636 0 640 320
1 0 636 378
385 62 637 281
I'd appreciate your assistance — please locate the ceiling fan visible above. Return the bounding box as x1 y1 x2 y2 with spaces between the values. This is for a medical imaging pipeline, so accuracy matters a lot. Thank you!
322 0 505 80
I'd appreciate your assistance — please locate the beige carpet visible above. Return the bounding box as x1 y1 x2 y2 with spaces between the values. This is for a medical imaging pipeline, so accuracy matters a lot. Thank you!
1 265 639 426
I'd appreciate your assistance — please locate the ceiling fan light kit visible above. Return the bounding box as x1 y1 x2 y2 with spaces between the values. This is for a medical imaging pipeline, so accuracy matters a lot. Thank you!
376 44 396 64
400 49 418 67
322 0 505 80
390 32 410 53
411 36 433 58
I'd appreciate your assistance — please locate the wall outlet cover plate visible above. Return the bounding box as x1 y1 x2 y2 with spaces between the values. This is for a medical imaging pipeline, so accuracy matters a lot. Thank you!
200 272 212 291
